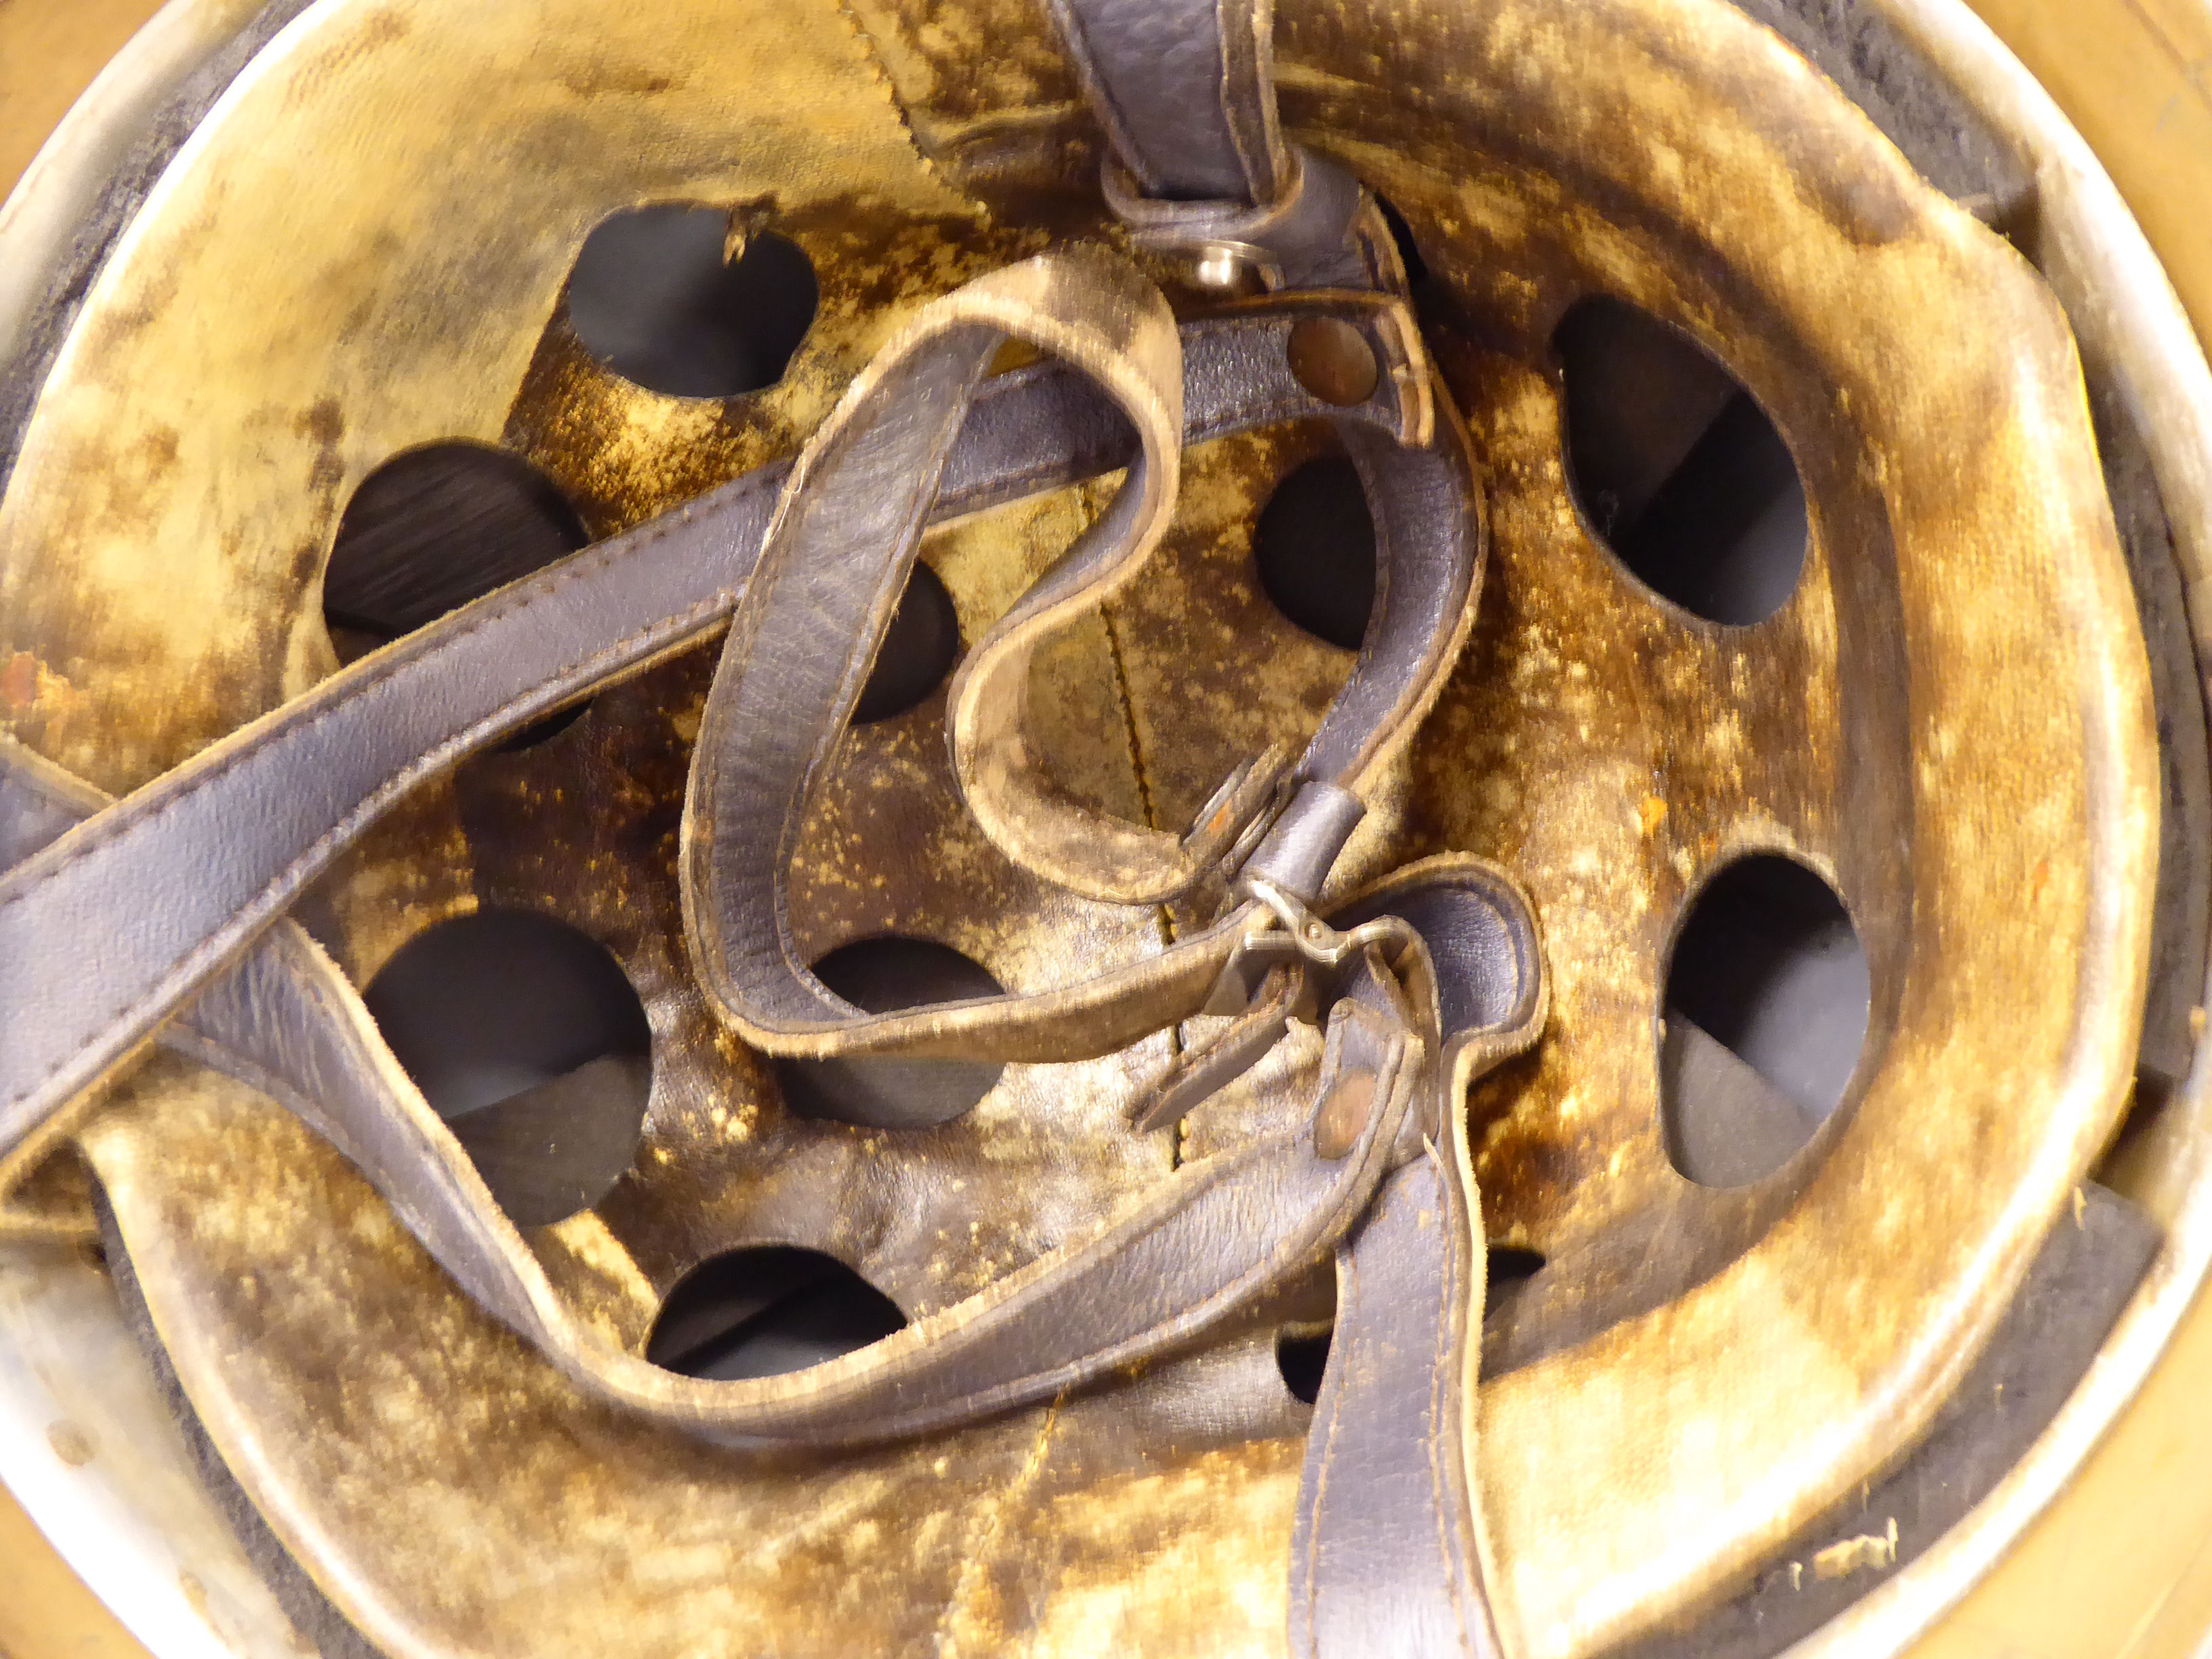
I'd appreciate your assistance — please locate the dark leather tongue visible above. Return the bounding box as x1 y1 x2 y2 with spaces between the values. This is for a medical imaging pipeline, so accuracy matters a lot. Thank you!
1296 1153 1502 1659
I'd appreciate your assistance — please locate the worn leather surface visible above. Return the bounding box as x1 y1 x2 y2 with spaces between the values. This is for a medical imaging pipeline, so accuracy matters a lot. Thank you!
0 235 1527 1650
1290 862 1544 1659
0 0 2158 1654
1040 0 1285 203
833 0 2156 1647
1042 0 1387 286
5 708 1536 1454
1296 1155 1498 1659
0 249 1541 1477
688 261 1478 1057
0 295 1432 1141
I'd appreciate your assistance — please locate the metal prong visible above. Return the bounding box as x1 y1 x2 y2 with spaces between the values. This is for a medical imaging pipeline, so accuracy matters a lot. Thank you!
1132 966 1303 1133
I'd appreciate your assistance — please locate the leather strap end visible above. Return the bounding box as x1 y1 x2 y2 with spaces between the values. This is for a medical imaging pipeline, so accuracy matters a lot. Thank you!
1130 961 1303 1133
1180 740 1298 872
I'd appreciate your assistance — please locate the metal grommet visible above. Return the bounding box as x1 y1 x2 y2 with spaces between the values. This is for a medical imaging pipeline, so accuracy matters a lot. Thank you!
1286 316 1380 406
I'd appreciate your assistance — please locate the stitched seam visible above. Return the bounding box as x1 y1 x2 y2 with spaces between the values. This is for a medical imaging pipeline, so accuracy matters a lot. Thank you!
932 383 1328 520
941 443 1126 508
834 1033 1410 1436
720 330 1339 1040
861 1134 1328 1433
162 1024 536 1333
5 581 735 1108
1 756 98 816
926 311 1397 514
0 479 766 901
186 943 544 1308
1425 1170 1480 1658
935 1389 1065 1659
9 315 1343 877
1096 594 1185 1166
8 316 1389 1103
1097 600 1162 838
0 1061 111 1196
699 350 984 1019
1215 0 1273 203
1048 0 1159 195
1302 1244 1355 1656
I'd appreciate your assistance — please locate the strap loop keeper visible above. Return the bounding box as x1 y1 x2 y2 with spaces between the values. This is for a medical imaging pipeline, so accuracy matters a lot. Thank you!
1234 778 1366 903
1103 147 1385 291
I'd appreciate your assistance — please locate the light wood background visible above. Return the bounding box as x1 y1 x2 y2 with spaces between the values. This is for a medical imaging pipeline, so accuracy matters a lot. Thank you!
0 1 2208 1656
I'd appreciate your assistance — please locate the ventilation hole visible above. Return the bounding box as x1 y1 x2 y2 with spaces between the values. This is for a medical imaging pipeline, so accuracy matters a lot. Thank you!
1276 1325 1332 1406
1556 296 1809 625
852 563 961 724
493 701 590 753
775 938 1006 1129
565 205 818 398
646 1246 907 1380
1660 853 1870 1188
323 442 597 742
363 909 653 1227
324 441 590 658
1488 1245 1546 1291
1252 456 1376 651
1374 194 1431 291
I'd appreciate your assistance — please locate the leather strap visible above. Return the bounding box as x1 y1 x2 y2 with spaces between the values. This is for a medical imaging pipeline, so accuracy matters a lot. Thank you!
1044 0 1392 287
1296 1151 1502 1659
5 731 1537 1458
0 248 1538 1656
686 255 1480 1061
0 285 1435 1142
0 247 1523 1429
1040 0 1288 205
1288 859 1544 1659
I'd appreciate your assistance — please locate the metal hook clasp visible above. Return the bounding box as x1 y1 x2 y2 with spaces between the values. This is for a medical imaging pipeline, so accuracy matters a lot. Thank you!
1204 874 1423 1018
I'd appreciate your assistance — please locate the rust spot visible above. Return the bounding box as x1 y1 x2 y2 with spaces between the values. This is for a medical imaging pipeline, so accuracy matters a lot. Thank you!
1 652 39 711
1313 1067 1377 1160
295 399 345 449
139 426 182 479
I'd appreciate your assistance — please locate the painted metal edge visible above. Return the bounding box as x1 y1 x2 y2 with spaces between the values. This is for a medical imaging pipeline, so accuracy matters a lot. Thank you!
1785 1 2212 1654
0 8 306 1652
0 1240 300 1659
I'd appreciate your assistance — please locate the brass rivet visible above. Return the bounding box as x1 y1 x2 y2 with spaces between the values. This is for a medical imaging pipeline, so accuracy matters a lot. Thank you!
1313 1067 1378 1160
1287 316 1380 407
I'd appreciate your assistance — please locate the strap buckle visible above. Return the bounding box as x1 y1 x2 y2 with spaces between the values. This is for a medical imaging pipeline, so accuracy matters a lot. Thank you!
1102 147 1397 295
1205 874 1424 1019
1130 876 1430 1136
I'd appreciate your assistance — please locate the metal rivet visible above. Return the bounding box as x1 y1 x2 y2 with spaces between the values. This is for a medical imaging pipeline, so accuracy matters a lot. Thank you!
1287 316 1380 407
1193 243 1254 291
